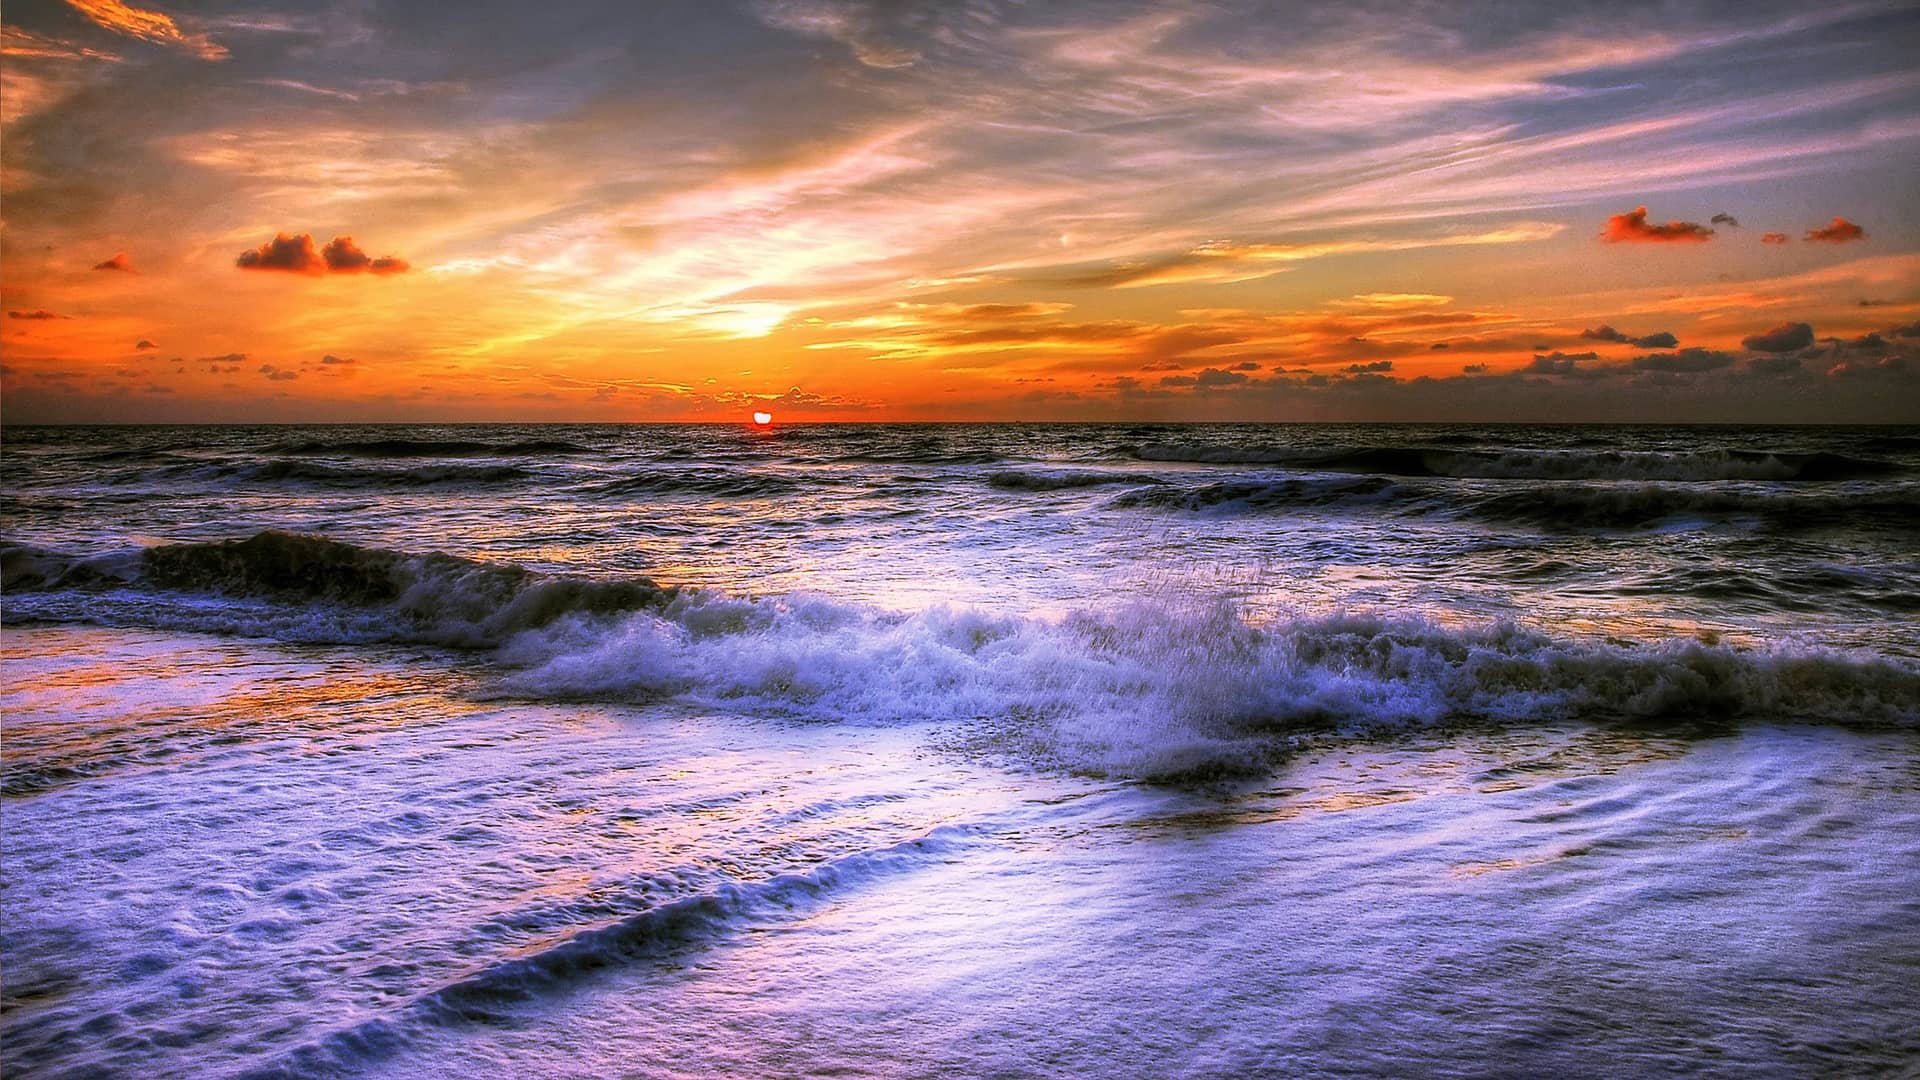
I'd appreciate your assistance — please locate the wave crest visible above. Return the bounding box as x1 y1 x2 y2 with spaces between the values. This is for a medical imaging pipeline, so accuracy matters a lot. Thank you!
10 532 1915 779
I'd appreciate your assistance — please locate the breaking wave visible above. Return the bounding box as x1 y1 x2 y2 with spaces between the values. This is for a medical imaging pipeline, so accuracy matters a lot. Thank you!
7 532 1917 780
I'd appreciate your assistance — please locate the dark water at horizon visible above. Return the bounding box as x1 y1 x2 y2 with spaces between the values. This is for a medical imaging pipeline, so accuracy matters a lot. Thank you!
4 423 1919 1077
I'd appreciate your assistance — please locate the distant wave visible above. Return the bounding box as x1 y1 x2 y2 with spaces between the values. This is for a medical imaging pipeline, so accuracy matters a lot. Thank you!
107 460 535 489
1465 483 1920 532
9 532 1917 784
269 437 593 458
1106 474 1919 532
1133 442 1900 481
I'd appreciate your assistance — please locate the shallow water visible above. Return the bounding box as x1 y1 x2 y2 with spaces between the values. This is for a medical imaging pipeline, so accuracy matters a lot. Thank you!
4 423 1919 1077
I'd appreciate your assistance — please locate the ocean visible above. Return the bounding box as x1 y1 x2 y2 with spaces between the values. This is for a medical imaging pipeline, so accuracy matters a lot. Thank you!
3 422 1918 1078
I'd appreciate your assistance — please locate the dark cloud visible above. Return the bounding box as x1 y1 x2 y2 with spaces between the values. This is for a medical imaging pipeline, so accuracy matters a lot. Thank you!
1890 322 1920 339
136 339 157 350
319 354 356 365
258 364 299 381
1429 342 1449 350
1229 361 1263 371
199 352 249 364
1710 213 1740 228
1581 325 1678 348
1462 363 1488 373
238 233 409 274
1601 206 1713 243
1746 355 1804 376
1804 217 1865 244
238 233 326 273
93 252 135 272
7 309 68 320
1194 367 1251 387
1343 360 1394 374
1741 322 1814 353
1760 233 1790 245
1524 351 1598 374
322 236 410 274
1631 348 1735 373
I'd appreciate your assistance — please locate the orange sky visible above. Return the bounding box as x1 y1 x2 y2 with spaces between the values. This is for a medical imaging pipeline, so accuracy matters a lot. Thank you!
4 0 1918 422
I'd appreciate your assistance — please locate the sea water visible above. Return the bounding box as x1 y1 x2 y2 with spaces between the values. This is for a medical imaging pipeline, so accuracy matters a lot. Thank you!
3 423 1917 1077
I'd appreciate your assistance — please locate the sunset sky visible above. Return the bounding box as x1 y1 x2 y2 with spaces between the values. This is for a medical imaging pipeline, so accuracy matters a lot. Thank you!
3 0 1918 423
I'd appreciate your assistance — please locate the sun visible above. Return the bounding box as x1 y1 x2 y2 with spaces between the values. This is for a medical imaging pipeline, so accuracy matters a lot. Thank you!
752 411 773 426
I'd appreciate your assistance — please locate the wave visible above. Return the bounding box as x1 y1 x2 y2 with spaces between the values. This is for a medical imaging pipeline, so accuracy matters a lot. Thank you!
268 437 592 458
589 469 802 499
9 533 1917 782
1107 475 1404 513
1464 483 1920 532
3 531 672 647
1133 442 1899 481
987 469 1149 492
237 825 971 1078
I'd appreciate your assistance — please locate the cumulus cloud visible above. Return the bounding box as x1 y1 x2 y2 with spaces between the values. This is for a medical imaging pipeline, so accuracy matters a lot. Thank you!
1581 325 1678 348
8 309 68 320
1890 322 1920 340
238 233 410 275
238 233 325 273
1601 206 1713 243
257 364 298 381
1741 322 1814 353
322 236 410 274
1710 213 1740 228
1760 233 1790 245
319 354 356 365
1462 363 1489 373
1804 217 1865 243
135 339 157 350
93 252 136 272
1343 360 1394 373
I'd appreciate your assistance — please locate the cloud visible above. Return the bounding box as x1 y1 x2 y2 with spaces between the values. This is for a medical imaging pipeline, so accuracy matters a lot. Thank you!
1745 355 1804 376
93 252 136 272
1344 360 1394 374
257 364 298 381
62 0 227 60
1631 348 1735 373
135 339 157 350
1710 213 1740 228
8 309 68 320
1601 206 1713 243
322 236 409 275
238 233 409 275
1462 363 1489 373
1760 233 1790 245
1741 322 1814 353
1804 217 1866 244
1890 322 1920 340
1525 351 1599 374
319 354 356 365
1581 325 1678 348
236 233 325 274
